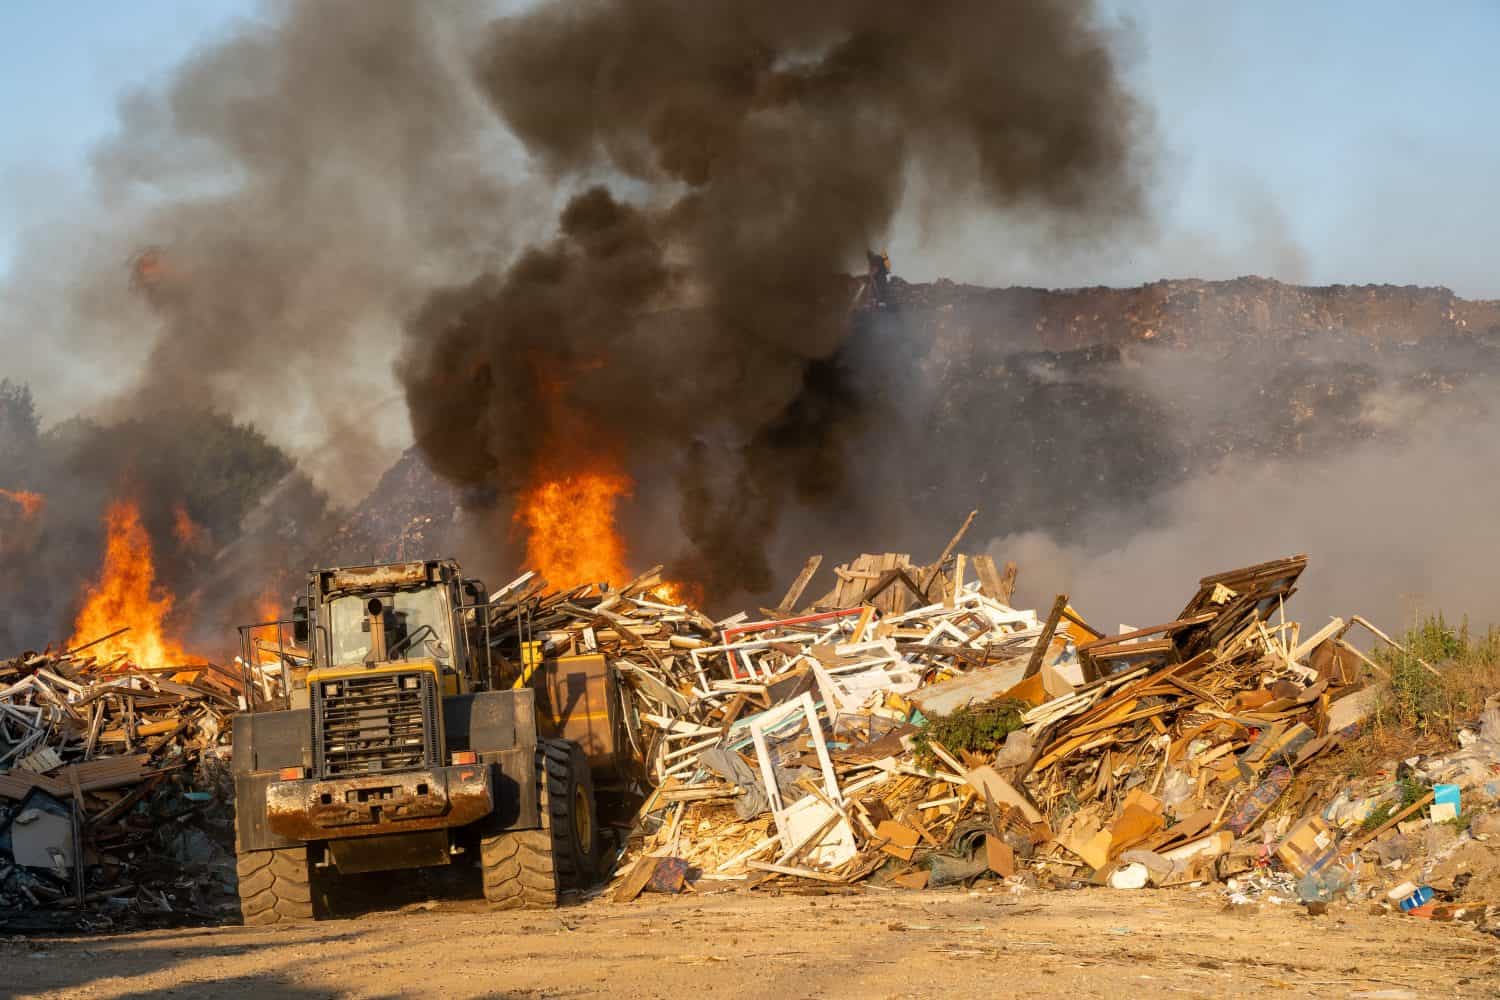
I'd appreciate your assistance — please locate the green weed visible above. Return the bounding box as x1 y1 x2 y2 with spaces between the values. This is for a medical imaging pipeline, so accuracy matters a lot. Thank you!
913 698 1027 767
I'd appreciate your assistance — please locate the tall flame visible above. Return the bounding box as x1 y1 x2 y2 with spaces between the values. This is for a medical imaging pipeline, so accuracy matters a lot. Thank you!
69 499 199 669
512 359 700 598
0 488 44 518
516 463 632 590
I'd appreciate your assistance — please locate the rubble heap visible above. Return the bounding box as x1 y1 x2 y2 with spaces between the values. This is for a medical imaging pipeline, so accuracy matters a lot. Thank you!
493 528 1496 924
0 634 261 931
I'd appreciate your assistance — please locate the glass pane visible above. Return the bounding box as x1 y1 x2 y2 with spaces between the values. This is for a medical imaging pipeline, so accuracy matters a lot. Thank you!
324 589 451 668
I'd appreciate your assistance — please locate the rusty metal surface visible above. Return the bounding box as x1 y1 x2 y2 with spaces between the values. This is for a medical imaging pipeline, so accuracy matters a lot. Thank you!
324 562 431 593
265 765 492 842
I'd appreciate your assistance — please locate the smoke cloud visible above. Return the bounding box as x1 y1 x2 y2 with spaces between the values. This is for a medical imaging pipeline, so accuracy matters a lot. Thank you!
400 0 1150 597
994 369 1500 635
1 0 536 503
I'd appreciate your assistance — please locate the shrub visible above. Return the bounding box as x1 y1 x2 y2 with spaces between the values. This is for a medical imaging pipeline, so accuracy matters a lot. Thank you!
913 698 1027 767
1375 614 1500 734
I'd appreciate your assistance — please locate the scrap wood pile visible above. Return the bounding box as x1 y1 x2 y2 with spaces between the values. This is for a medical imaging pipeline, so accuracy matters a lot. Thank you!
0 630 250 930
494 525 1452 903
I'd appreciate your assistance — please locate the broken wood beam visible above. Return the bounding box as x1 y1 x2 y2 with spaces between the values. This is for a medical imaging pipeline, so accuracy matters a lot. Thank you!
1023 594 1069 679
919 508 978 598
775 555 823 616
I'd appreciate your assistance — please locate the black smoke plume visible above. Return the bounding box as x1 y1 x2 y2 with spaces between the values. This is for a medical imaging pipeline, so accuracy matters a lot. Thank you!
400 0 1149 598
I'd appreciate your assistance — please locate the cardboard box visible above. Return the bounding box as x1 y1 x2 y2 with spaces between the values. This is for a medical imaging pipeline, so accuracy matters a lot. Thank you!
1277 814 1339 877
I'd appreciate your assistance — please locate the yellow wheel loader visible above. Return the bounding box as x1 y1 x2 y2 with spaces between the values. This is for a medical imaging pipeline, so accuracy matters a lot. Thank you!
230 559 621 923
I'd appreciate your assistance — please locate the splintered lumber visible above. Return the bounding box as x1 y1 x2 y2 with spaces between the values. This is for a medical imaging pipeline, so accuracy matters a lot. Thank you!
1022 595 1069 679
971 555 1017 605
1350 791 1436 851
1346 615 1442 678
478 548 1405 905
919 509 979 598
1 617 245 926
612 856 663 903
776 556 823 615
64 628 131 658
746 861 851 884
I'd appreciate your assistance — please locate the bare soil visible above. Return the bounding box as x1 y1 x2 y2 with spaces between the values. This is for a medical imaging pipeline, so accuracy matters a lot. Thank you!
4 884 1498 999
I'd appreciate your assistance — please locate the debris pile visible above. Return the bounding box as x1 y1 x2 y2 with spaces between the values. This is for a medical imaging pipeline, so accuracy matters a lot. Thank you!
0 632 254 930
492 526 1500 928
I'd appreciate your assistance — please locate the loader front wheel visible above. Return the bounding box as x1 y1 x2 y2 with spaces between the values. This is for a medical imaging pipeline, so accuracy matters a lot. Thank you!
479 827 557 909
541 738 601 888
237 846 316 925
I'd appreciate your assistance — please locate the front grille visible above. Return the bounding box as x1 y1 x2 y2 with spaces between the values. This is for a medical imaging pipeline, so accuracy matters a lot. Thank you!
313 671 439 778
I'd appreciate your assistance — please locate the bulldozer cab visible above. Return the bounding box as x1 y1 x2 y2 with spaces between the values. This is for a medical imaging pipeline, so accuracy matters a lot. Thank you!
240 560 493 711
309 560 489 697
237 558 625 780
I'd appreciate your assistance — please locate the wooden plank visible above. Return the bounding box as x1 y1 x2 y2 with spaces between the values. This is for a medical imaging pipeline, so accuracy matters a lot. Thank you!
949 554 966 608
613 856 661 903
1076 613 1218 653
854 566 928 613
775 556 824 616
1022 595 1069 679
965 766 1042 823
997 560 1018 604
1349 791 1435 851
747 860 850 883
1347 615 1442 678
919 508 979 598
971 555 1005 602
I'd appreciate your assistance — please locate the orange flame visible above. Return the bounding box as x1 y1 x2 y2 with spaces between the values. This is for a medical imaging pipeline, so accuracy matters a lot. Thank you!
0 488 44 518
69 499 200 669
255 591 282 623
514 356 699 600
651 580 703 607
172 504 206 549
251 590 288 663
516 464 632 590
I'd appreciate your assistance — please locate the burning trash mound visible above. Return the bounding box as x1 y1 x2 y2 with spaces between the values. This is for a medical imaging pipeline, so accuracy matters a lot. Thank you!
0 635 249 931
489 526 1500 929
0 501 278 932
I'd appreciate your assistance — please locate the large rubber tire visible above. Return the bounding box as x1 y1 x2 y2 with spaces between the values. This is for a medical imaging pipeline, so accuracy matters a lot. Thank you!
478 739 600 908
237 846 316 925
541 738 602 888
479 826 557 909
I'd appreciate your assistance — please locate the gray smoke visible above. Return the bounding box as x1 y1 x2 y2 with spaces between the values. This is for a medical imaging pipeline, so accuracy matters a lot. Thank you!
2 0 537 503
994 369 1500 634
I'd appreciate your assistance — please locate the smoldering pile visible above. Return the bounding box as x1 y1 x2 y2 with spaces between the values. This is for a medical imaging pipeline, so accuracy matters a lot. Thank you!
0 632 282 931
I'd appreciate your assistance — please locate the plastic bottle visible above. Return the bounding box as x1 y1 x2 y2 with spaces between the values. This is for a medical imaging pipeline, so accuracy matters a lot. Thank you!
1296 863 1352 903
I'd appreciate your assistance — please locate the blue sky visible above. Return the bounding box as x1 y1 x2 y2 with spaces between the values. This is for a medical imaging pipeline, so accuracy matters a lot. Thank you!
1115 1 1500 295
0 1 258 269
2 1 1499 295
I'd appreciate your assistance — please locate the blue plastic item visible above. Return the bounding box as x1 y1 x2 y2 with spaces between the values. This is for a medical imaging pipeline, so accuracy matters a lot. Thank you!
1398 885 1435 912
1433 783 1461 815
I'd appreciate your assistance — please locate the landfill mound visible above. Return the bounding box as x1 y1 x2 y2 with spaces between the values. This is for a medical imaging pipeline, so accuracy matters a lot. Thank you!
487 530 1500 930
310 275 1500 606
887 274 1500 350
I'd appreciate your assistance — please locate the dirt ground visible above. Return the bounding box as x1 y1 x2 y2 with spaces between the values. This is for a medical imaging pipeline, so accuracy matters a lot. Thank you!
3 884 1498 1000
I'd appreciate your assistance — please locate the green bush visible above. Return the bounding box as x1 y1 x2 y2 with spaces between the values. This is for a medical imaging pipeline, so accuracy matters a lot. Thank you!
912 698 1027 767
1375 614 1500 733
